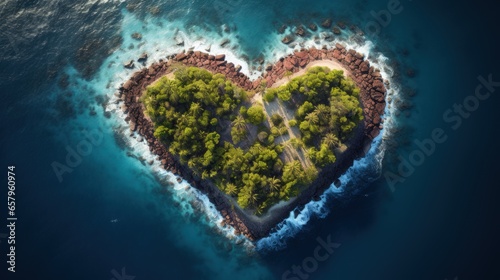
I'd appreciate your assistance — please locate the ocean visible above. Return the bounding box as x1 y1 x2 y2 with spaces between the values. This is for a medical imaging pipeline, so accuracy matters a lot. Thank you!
1 0 499 279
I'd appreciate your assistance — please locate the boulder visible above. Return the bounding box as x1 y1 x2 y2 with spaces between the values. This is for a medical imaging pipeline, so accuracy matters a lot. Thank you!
332 49 341 60
138 53 148 62
281 35 294 44
299 59 308 67
123 60 134 69
278 24 287 34
123 80 134 90
295 51 309 59
220 39 230 47
215 54 226 61
131 32 142 40
321 18 332 28
360 61 370 73
308 23 318 31
174 35 184 46
175 53 187 61
295 25 306 36
284 60 294 71
373 80 386 93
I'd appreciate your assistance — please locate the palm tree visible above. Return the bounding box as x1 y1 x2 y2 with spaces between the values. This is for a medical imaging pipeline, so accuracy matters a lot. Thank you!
315 104 330 119
268 177 281 192
189 102 202 116
286 160 302 175
178 114 189 126
322 133 340 149
249 192 259 206
232 115 247 131
305 111 319 124
224 183 238 196
241 185 258 206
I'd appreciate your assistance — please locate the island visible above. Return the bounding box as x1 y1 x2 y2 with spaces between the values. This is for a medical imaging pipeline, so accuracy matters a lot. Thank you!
142 65 363 214
118 44 386 241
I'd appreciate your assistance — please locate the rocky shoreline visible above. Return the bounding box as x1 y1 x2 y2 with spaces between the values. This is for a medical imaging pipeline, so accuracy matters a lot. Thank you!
117 44 386 241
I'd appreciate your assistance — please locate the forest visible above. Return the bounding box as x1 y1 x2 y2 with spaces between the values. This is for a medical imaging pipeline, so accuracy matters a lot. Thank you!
142 66 362 215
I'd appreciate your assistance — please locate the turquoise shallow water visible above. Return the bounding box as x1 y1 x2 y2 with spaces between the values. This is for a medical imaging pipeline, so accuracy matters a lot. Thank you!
1 0 499 279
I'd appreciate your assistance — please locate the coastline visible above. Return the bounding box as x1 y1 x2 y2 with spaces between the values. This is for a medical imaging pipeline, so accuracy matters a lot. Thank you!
117 44 386 241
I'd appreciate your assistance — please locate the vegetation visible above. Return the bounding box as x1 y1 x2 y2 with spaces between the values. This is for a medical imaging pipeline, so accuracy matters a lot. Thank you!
264 66 363 166
246 105 265 124
142 66 363 215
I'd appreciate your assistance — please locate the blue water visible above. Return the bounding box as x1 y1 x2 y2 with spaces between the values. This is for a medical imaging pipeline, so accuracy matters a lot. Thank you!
1 0 499 279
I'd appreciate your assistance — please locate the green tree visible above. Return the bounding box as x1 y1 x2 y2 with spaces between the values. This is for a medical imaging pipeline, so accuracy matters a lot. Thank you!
322 133 340 149
246 105 265 124
267 176 281 192
232 115 247 131
225 183 238 196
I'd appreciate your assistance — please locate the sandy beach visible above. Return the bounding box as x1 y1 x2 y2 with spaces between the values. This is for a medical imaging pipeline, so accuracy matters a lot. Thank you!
271 59 350 88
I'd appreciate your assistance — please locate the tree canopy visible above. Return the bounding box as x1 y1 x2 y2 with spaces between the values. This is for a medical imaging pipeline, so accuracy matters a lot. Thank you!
142 66 363 215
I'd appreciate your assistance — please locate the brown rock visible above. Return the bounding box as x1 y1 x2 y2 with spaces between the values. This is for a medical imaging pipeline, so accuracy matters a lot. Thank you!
321 18 332 28
123 80 134 90
371 91 385 102
278 24 287 34
373 80 385 93
215 54 226 61
332 49 341 60
354 52 364 59
281 35 294 44
175 53 187 61
295 51 309 59
284 60 294 71
335 43 345 50
295 25 306 36
360 61 370 73
124 60 134 69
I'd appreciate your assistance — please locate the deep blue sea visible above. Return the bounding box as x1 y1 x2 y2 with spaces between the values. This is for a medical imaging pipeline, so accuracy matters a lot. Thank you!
1 0 499 279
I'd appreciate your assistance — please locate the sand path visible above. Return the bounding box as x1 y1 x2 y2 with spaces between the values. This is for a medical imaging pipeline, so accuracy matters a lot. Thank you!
270 60 349 88
252 60 351 170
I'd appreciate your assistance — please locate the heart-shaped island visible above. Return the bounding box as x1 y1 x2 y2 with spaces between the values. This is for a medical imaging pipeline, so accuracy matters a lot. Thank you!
119 44 386 241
